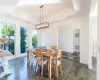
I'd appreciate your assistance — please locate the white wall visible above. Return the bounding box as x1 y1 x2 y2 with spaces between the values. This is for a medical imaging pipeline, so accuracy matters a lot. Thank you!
39 16 80 51
80 16 89 65
38 16 90 65
97 0 100 80
0 16 33 58
57 16 90 65
73 29 80 52
38 25 58 49
58 26 73 53
90 17 97 57
58 24 80 53
88 17 97 69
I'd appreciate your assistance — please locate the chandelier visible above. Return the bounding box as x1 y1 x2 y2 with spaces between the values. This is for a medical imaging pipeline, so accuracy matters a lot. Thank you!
35 5 49 29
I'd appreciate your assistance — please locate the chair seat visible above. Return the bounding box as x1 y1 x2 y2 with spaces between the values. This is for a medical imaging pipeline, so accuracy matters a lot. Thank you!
51 50 57 54
37 58 48 65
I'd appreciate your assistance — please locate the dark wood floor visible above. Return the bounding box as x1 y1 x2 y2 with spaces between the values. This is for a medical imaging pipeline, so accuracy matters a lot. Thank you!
0 54 96 80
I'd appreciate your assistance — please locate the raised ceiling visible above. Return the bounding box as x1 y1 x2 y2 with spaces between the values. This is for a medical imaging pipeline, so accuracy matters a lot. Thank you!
0 0 75 24
0 0 96 24
14 0 75 24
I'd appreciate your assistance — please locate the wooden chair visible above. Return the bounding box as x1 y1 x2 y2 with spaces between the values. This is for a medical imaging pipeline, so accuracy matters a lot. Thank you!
52 49 62 77
29 49 36 66
36 49 48 76
51 46 57 51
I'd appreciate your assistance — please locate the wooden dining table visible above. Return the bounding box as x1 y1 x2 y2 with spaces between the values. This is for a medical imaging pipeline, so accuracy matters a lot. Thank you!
27 50 56 78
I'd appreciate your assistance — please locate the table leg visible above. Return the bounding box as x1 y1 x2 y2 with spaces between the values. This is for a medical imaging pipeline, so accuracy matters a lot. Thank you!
48 57 52 78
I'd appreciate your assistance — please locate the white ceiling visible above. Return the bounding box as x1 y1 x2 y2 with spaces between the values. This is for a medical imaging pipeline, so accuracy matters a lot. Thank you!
0 0 75 24
0 0 96 24
0 0 19 16
14 0 75 24
15 0 73 14
0 0 19 4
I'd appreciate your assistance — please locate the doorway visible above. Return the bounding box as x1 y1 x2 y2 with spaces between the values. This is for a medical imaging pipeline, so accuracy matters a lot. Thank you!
58 26 80 61
73 29 80 61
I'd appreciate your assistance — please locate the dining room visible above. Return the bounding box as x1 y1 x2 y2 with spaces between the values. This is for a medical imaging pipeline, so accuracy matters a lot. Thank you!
0 0 97 80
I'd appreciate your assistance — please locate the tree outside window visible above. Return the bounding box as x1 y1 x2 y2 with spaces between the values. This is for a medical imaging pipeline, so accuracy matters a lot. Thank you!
1 23 15 55
20 27 28 53
32 30 38 48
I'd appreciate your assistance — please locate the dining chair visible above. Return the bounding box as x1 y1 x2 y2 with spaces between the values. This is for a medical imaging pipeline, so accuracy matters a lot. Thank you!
29 49 36 66
36 49 48 76
52 49 62 77
51 46 57 51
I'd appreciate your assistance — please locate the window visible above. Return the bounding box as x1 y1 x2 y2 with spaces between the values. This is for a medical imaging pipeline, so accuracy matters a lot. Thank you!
32 30 38 48
20 27 28 53
1 22 15 55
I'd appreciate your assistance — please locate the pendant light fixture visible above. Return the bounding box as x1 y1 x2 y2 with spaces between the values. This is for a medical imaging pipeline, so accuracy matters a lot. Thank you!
35 5 49 29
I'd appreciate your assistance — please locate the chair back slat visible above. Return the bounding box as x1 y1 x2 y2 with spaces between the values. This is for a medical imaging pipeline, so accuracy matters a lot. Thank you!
51 46 57 51
52 49 62 77
57 49 62 58
55 49 62 65
36 49 42 57
29 49 34 56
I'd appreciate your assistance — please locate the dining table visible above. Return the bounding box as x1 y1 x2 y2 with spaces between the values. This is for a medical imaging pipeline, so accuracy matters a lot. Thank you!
27 49 56 79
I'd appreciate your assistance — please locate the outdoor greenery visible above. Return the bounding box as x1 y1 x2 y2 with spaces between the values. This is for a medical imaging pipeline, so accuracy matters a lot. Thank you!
32 34 38 48
20 27 28 53
2 23 15 55
1 24 38 54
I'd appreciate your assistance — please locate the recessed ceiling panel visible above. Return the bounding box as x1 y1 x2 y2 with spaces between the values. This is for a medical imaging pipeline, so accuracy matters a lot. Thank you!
17 0 62 6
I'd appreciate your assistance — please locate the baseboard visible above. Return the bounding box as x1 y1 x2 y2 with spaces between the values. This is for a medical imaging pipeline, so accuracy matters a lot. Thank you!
89 65 92 69
62 51 80 62
73 51 80 54
15 53 27 59
62 51 72 54
4 53 27 60
5 55 16 60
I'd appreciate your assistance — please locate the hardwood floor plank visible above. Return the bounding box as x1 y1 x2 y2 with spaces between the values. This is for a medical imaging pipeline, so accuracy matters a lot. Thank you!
0 54 96 80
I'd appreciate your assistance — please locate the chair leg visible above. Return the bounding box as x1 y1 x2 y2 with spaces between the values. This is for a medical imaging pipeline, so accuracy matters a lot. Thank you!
56 66 58 77
41 65 43 76
60 64 62 74
53 65 55 70
32 57 34 68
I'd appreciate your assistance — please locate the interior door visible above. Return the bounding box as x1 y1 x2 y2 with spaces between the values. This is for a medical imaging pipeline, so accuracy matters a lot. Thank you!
73 29 80 54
